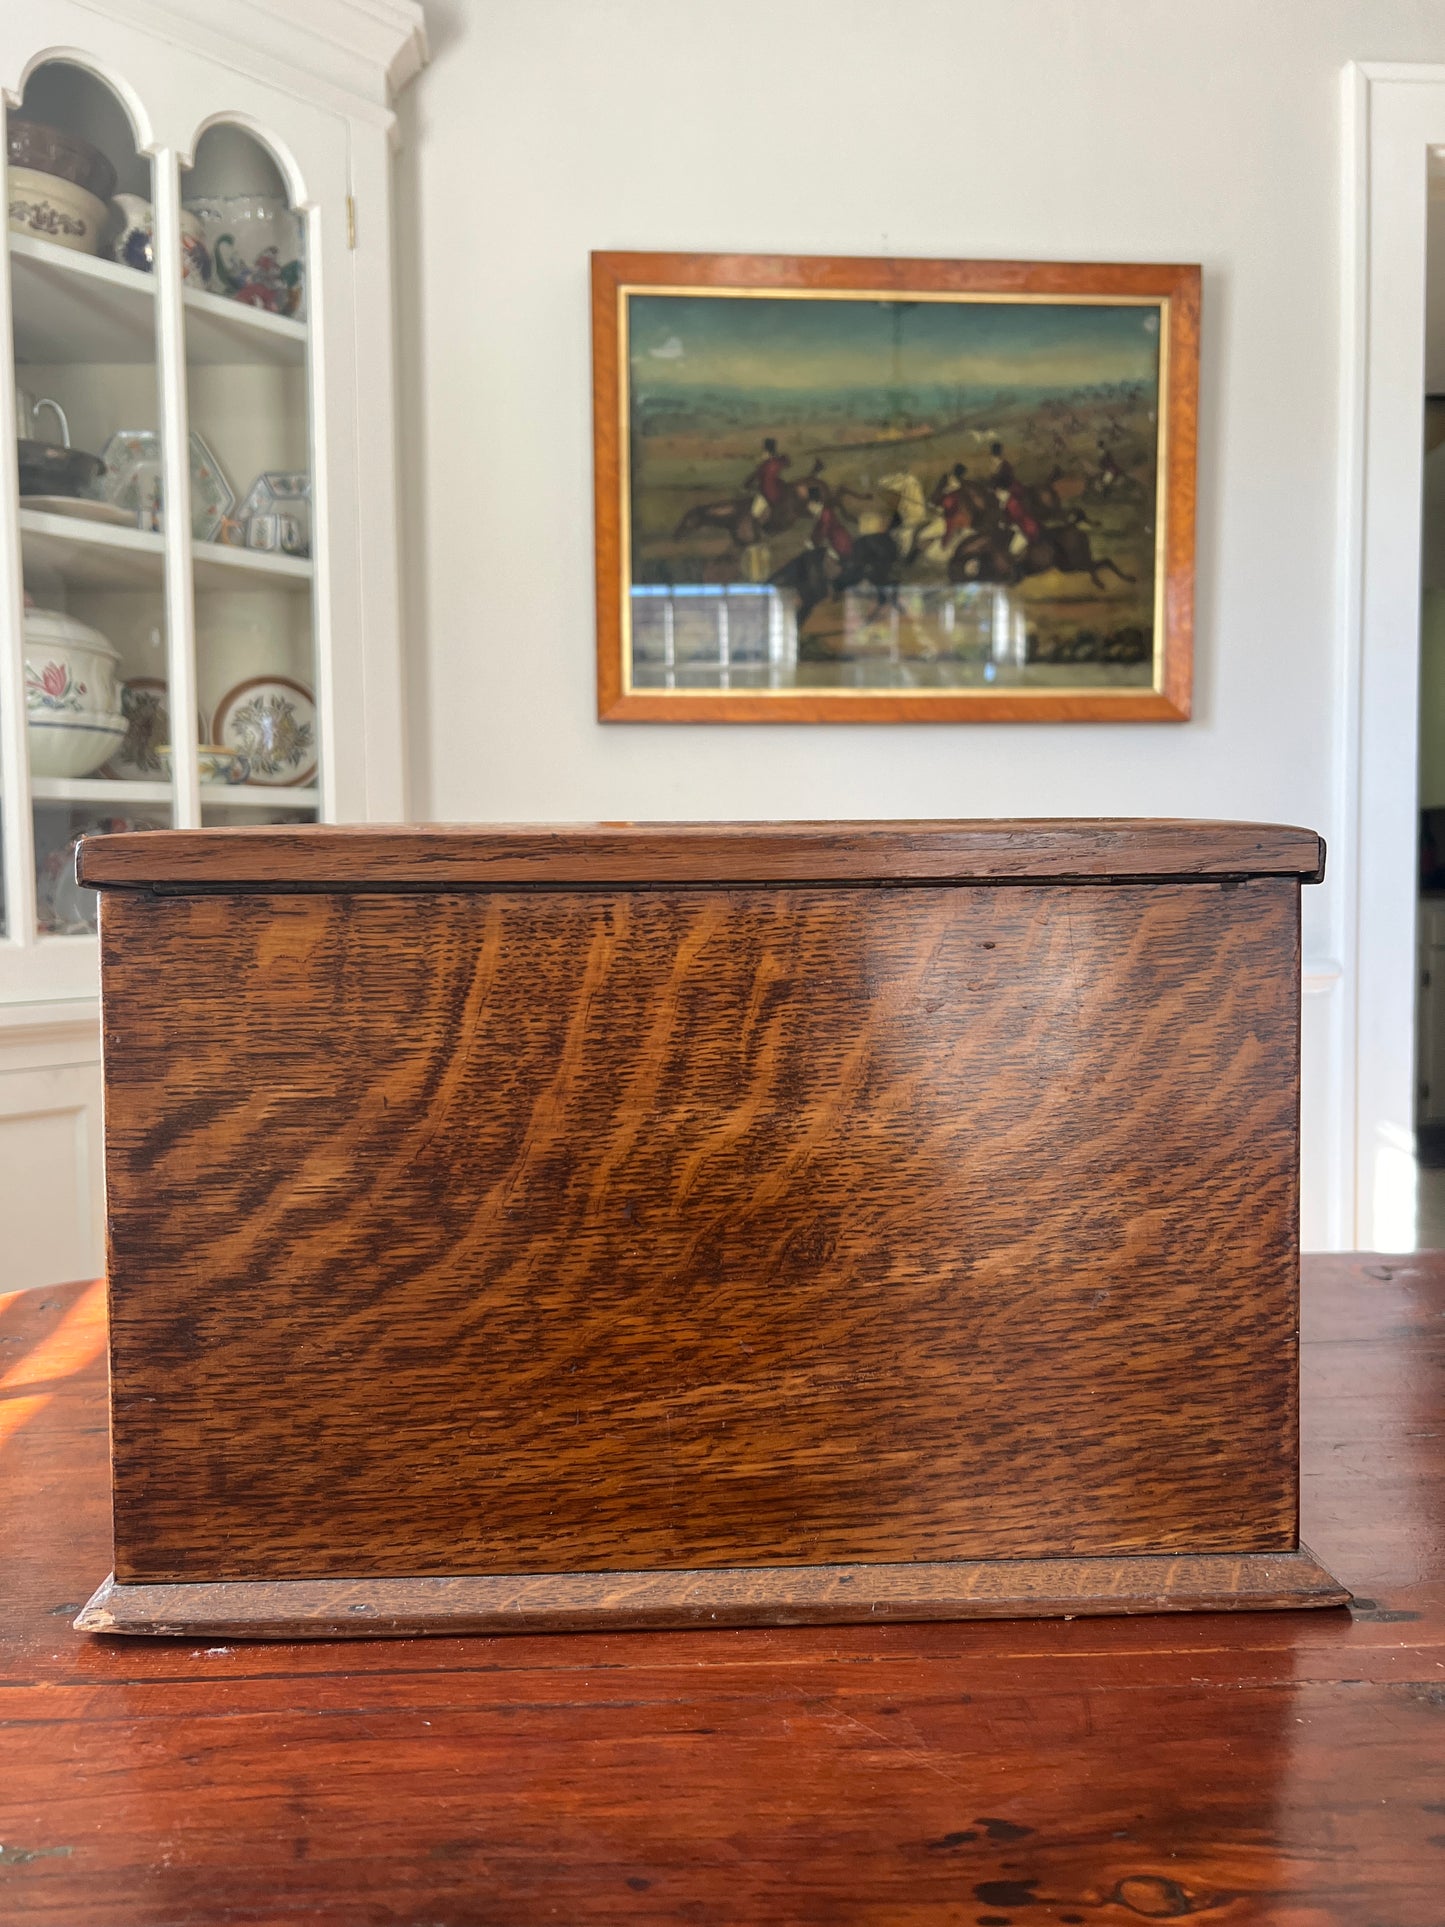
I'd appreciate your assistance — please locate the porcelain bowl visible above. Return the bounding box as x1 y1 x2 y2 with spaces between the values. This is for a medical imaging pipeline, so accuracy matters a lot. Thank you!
158 743 252 785
8 165 107 254
25 606 124 775
182 192 305 317
28 711 128 778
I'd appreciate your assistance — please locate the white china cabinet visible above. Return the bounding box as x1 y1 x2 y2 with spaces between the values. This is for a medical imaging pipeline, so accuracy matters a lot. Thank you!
0 0 425 1286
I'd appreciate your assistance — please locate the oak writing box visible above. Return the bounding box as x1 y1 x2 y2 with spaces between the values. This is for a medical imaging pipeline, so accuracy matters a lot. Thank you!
75 820 1347 1638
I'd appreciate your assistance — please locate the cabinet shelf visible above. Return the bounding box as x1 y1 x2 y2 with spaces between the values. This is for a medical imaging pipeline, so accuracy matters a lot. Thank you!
9 234 308 370
192 540 313 591
31 774 169 805
184 284 307 367
201 787 319 809
32 777 170 806
20 511 314 593
32 776 319 809
20 508 165 587
9 233 157 364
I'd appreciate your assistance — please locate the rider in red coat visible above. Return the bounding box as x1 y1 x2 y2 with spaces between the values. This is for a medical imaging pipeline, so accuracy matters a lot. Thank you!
1004 488 1040 542
744 438 791 522
806 485 854 561
989 442 1039 543
933 462 977 541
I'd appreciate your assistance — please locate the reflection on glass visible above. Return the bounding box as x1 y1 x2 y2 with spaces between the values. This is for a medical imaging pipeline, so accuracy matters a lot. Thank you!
629 582 1070 692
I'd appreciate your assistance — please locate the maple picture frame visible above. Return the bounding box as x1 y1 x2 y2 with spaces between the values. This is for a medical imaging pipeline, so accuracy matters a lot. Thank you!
593 251 1198 723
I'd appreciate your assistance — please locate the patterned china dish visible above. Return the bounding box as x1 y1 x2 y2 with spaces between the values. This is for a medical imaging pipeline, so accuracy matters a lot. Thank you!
212 674 316 787
181 193 305 317
24 606 126 777
109 193 212 285
7 119 115 257
99 429 236 540
99 430 163 530
188 433 237 541
236 470 311 556
9 166 106 255
157 744 252 785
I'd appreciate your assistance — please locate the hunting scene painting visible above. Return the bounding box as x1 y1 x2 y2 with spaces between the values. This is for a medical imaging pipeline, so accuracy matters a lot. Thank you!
594 255 1198 721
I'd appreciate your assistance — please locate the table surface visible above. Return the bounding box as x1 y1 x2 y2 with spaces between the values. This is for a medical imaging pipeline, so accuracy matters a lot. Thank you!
1 1254 1441 1927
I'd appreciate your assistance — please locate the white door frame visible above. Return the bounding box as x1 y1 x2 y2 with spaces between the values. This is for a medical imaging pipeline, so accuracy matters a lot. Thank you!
1341 63 1445 1249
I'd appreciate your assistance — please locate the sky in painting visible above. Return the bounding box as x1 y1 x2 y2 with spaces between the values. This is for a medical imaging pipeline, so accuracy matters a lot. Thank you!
628 291 1161 395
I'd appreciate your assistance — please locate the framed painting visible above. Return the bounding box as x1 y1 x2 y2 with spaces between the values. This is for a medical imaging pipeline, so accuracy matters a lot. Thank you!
593 252 1198 723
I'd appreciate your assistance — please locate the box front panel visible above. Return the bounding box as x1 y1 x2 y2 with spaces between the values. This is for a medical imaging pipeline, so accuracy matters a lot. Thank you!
101 879 1301 1581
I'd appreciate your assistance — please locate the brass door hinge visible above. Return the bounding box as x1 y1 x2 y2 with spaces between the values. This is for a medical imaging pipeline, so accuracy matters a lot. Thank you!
346 195 357 249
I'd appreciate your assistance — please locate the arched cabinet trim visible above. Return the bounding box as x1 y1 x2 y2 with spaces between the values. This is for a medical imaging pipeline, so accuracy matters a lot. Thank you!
5 47 155 155
183 112 312 213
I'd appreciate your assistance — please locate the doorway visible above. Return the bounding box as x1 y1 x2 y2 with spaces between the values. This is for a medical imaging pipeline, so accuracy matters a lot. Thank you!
1417 369 1445 1245
1344 67 1445 1252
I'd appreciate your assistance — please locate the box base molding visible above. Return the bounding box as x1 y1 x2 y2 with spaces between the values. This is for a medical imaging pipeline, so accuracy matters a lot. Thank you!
76 1547 1350 1639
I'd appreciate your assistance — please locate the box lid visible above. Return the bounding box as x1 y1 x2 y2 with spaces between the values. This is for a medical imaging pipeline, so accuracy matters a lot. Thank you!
76 820 1326 891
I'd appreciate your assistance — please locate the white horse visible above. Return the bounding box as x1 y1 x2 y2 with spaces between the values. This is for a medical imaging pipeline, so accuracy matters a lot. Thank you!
879 469 956 566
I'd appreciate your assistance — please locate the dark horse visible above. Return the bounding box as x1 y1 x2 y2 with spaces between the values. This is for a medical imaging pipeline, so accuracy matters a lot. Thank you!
674 486 806 549
673 497 759 546
949 512 1135 591
770 532 902 626
1021 513 1136 589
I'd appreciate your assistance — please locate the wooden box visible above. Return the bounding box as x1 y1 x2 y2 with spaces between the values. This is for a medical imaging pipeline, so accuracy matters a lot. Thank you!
75 820 1348 1638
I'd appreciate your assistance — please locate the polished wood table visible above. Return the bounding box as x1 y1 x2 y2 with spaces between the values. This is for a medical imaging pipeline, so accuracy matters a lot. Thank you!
2 1254 1441 1926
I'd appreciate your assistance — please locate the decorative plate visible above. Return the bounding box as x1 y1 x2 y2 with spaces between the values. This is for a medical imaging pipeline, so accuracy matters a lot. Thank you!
237 469 312 557
98 677 170 781
98 430 236 540
20 493 135 527
212 675 317 787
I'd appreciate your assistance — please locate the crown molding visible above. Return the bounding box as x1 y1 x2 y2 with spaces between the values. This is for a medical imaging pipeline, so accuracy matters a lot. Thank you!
229 0 429 99
73 0 428 123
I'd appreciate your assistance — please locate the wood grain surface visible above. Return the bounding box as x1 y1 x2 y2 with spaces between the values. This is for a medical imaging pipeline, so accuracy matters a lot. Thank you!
76 817 1326 890
101 876 1303 1585
76 1548 1349 1639
0 1256 1439 1926
590 252 1199 723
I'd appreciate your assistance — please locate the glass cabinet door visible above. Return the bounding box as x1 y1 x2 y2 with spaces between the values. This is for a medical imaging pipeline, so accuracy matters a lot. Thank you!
7 59 172 939
182 123 318 828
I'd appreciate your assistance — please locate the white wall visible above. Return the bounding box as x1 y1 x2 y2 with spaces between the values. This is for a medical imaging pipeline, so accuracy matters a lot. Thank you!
394 0 1445 1247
